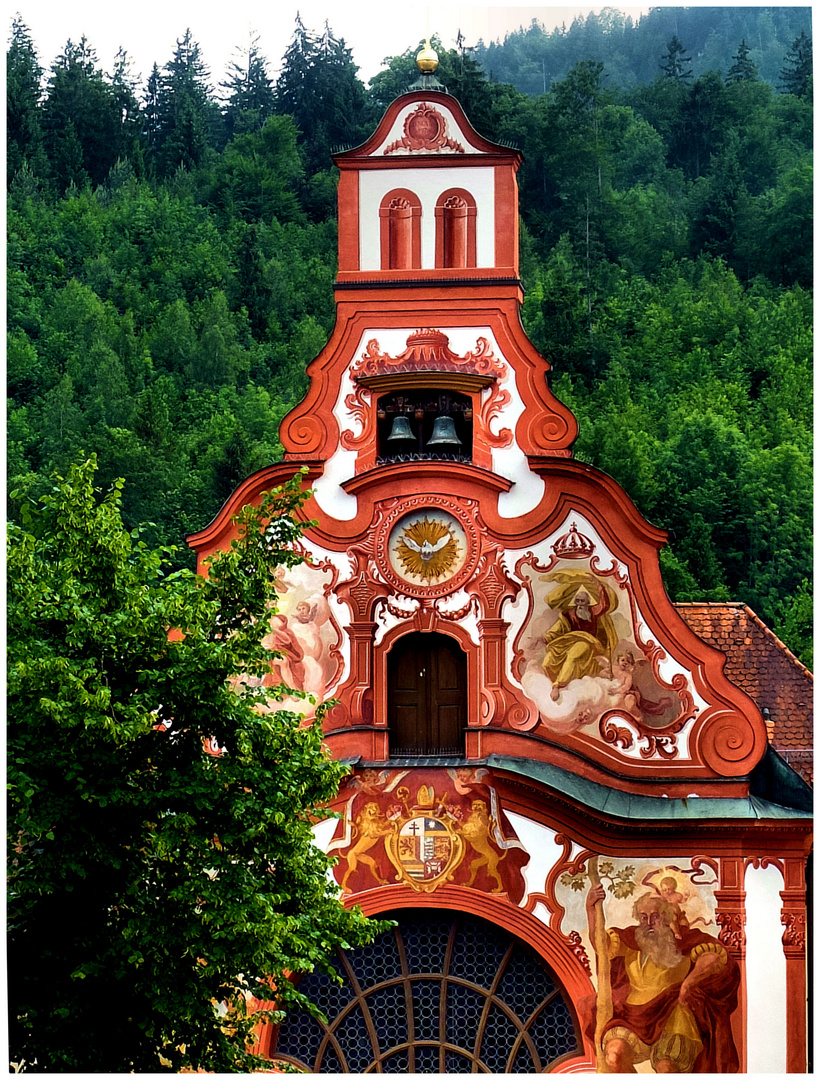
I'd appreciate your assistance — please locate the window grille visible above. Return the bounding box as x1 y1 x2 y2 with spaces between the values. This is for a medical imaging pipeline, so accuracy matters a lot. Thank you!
272 909 579 1072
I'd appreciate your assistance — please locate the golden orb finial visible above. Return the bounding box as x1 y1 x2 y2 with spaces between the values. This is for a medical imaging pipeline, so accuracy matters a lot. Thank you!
417 38 439 73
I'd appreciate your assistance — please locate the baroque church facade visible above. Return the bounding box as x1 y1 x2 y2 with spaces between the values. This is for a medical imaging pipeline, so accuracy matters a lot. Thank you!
187 49 811 1074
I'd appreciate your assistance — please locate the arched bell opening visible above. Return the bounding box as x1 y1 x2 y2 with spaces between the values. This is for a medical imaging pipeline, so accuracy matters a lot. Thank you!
387 632 467 758
268 907 583 1073
376 389 473 465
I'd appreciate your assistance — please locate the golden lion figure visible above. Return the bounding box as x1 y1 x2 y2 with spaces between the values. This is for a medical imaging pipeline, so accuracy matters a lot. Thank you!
340 802 395 892
460 800 505 892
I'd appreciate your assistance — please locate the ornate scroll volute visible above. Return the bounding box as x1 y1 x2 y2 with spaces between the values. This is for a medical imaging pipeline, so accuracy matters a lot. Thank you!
696 705 768 779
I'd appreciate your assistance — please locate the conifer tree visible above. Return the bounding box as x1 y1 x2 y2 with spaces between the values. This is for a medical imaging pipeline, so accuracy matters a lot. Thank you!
779 30 812 98
275 15 366 174
727 39 758 83
7 15 46 187
659 35 692 81
221 33 276 137
150 29 215 176
141 63 163 162
42 36 127 188
107 47 144 170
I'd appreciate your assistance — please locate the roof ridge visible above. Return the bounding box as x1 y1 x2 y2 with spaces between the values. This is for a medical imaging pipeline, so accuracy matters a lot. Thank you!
673 601 746 608
740 604 814 681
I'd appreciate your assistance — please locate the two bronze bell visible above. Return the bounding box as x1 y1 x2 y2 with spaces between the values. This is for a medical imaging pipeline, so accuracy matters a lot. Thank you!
386 413 461 450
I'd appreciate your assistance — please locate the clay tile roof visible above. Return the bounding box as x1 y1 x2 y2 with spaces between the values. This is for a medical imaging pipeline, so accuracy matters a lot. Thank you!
675 602 813 786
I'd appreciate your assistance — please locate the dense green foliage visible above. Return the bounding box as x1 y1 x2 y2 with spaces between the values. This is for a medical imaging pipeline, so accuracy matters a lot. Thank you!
6 11 812 665
477 7 812 91
8 459 386 1071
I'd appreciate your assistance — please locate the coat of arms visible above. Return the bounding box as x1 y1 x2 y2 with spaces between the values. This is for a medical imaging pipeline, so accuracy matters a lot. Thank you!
329 769 531 900
384 786 464 891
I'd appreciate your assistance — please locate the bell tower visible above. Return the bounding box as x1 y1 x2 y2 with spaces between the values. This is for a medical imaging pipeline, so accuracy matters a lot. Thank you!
189 45 810 1074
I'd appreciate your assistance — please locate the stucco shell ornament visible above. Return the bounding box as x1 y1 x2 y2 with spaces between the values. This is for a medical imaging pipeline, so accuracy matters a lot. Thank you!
384 103 466 155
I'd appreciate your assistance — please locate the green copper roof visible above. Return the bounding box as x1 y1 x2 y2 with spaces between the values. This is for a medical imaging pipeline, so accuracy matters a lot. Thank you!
487 753 812 822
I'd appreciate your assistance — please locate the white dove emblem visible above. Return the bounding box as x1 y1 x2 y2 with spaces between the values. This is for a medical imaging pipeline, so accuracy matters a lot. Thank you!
402 534 450 562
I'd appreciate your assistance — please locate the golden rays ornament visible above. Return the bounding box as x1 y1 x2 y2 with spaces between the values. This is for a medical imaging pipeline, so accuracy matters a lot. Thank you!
395 517 460 581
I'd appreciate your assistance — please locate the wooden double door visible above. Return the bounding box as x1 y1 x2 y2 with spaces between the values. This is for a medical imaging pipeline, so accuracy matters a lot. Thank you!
388 633 466 756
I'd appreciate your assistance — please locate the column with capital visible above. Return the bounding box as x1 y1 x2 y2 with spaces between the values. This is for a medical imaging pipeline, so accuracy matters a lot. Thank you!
715 856 747 1073
780 855 808 1073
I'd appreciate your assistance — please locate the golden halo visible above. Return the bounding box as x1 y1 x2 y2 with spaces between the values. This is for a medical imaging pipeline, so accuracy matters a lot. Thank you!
395 517 460 581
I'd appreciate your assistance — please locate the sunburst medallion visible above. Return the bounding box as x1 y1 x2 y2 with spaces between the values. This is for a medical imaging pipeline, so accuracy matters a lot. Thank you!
394 517 461 582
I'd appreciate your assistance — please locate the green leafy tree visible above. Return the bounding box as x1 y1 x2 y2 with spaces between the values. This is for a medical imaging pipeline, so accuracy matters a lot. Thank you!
8 458 385 1072
773 579 813 672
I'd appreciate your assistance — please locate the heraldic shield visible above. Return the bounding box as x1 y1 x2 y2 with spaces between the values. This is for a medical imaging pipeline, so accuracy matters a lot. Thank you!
385 809 465 892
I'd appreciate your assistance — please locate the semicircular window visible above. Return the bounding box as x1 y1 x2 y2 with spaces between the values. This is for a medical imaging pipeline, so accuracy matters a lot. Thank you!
271 909 580 1073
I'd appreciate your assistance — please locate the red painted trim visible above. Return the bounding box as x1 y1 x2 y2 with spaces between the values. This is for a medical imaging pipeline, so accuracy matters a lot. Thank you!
335 268 520 284
336 169 359 272
333 90 523 162
336 154 521 171
494 164 519 275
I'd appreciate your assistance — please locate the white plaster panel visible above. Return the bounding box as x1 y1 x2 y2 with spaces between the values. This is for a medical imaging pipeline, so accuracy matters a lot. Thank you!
435 589 481 643
745 862 787 1072
312 816 339 853
374 595 418 648
493 444 546 517
504 811 569 910
372 100 487 157
311 448 359 519
359 167 495 269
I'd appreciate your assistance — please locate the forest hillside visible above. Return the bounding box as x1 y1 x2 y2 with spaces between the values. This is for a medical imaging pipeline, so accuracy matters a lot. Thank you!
6 9 813 666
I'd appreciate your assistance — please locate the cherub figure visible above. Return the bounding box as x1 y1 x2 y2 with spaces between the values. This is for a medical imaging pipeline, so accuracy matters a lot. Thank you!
656 874 691 940
606 650 672 720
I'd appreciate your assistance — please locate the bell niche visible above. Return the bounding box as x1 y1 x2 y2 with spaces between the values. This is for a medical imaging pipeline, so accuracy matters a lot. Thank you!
377 388 472 463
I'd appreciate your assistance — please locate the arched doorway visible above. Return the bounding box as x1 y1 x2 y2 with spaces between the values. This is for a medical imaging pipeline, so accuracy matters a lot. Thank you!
388 633 466 757
271 909 580 1072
